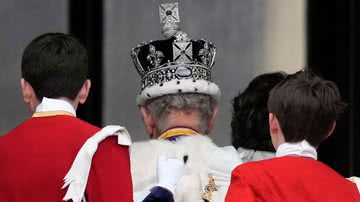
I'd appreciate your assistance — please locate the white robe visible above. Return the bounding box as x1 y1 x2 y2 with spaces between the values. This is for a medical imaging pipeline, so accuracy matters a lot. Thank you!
130 135 242 202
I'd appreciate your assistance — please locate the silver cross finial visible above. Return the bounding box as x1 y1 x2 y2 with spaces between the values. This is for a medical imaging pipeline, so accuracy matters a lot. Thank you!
159 3 180 38
159 3 180 23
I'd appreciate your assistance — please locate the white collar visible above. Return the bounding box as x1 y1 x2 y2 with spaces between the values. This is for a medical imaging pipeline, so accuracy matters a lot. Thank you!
276 140 317 160
237 147 275 162
35 97 76 116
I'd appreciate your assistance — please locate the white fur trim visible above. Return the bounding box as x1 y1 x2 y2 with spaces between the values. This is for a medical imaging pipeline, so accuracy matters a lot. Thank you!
131 135 216 202
130 135 241 202
136 79 221 105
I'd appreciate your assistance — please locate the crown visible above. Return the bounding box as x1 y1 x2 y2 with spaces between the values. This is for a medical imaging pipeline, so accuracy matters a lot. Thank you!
131 3 220 105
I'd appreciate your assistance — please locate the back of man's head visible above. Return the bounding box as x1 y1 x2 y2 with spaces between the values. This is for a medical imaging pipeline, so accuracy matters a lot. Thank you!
144 93 217 135
268 70 345 147
231 72 287 151
21 33 88 101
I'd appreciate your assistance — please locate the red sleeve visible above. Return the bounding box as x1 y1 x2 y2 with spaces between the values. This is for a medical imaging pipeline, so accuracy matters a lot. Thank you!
225 166 258 202
86 136 133 202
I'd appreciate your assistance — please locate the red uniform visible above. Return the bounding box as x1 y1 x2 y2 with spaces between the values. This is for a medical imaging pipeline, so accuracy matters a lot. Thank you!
0 115 133 202
226 156 360 202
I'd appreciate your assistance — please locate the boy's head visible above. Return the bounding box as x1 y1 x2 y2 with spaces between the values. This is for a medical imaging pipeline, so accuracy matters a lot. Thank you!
20 33 90 112
268 70 346 148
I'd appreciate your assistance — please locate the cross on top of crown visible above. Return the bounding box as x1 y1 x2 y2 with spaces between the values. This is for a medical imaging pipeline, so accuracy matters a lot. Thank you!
159 3 180 24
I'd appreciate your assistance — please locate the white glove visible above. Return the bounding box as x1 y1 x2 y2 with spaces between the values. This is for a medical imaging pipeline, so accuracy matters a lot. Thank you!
157 154 186 195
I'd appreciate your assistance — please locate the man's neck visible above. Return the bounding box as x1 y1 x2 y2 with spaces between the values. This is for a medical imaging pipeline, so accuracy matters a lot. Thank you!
164 112 201 132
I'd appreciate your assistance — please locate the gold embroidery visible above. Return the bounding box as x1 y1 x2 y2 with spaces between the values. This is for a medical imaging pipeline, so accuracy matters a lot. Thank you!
202 174 218 202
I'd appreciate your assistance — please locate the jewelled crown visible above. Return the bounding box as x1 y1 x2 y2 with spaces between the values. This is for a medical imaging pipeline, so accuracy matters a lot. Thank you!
131 3 220 105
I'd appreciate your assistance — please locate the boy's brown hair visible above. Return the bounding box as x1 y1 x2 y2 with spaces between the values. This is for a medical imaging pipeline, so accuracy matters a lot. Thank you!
268 70 346 146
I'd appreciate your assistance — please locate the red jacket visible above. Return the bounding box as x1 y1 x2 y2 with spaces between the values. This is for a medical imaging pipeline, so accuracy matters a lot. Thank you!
226 156 360 202
0 115 133 202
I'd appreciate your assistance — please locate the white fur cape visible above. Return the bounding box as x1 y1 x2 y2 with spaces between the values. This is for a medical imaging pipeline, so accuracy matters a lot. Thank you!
130 135 242 202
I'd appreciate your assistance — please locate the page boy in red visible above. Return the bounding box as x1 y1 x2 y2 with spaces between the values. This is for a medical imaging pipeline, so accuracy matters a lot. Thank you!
0 33 133 202
226 70 360 202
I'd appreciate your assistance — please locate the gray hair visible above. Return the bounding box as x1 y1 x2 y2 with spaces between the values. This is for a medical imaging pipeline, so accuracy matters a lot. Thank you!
144 93 218 134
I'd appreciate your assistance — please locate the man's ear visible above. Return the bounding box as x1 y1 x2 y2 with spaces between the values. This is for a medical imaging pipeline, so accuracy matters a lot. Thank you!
206 107 218 134
78 79 91 104
20 78 39 112
140 106 155 137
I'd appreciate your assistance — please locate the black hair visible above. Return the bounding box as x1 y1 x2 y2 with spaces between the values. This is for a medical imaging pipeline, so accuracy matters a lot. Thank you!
231 72 287 151
21 33 88 100
268 70 346 147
